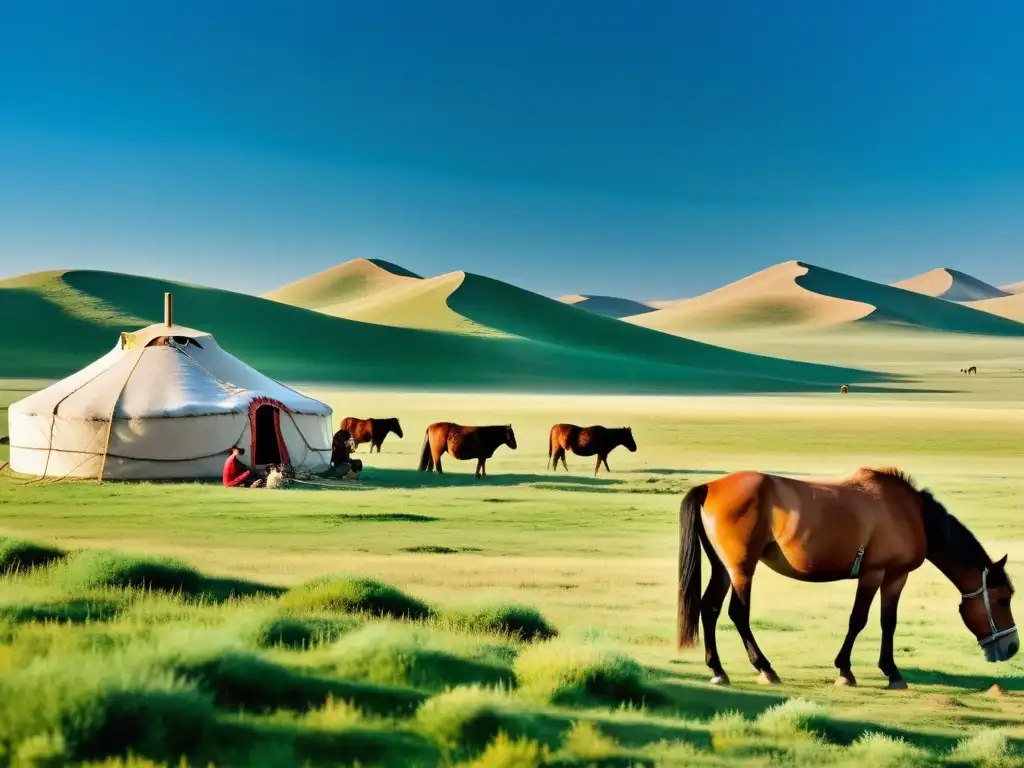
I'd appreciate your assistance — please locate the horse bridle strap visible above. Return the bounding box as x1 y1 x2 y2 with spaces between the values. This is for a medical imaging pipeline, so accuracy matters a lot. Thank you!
962 567 1017 647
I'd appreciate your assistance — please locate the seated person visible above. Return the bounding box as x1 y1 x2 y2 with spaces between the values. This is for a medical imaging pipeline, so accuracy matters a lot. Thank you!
222 446 265 488
329 428 363 475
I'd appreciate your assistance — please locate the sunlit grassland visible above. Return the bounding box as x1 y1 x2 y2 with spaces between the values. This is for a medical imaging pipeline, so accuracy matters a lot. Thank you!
3 360 1024 765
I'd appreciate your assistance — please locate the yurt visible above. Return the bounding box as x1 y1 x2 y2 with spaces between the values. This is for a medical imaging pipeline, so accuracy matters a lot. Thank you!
7 294 334 480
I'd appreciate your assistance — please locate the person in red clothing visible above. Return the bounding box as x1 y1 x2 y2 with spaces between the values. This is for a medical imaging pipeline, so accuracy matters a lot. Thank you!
222 446 263 488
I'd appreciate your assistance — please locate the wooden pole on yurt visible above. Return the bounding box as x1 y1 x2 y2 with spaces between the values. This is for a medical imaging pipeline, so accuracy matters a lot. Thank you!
164 292 174 327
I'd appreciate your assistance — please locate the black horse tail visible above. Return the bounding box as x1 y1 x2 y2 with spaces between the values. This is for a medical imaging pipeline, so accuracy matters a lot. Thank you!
677 483 709 649
417 430 432 472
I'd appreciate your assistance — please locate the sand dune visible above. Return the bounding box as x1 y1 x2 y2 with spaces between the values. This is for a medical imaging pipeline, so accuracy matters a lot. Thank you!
966 293 1024 323
891 268 1009 302
264 258 421 310
1001 282 1024 295
627 261 1024 337
557 294 656 318
0 269 880 394
627 261 875 333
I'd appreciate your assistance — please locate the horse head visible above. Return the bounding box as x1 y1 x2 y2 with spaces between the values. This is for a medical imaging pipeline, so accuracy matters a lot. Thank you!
622 426 637 452
505 424 518 450
959 554 1018 662
390 418 404 438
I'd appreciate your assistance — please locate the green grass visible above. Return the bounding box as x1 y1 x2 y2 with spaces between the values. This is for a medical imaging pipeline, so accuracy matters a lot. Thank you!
4 374 1024 765
0 268 885 394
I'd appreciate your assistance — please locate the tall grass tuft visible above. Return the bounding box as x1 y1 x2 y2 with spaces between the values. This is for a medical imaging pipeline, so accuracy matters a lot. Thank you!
455 731 551 768
949 728 1019 767
416 686 567 760
54 551 206 596
0 537 66 575
514 640 664 708
252 614 356 650
280 575 433 620
443 603 558 641
0 660 216 766
329 624 516 692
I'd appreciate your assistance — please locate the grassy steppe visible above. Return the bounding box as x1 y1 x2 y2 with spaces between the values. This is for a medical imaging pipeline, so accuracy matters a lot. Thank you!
3 378 1024 766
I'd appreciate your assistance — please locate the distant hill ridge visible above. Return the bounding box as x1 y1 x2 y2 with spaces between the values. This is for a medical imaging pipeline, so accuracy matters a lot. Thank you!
263 257 422 311
625 260 1024 336
892 267 1009 302
0 268 880 394
557 294 656 318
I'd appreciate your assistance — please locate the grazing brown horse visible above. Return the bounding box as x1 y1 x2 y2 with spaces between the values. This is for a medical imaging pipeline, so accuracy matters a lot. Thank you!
548 424 637 475
418 422 517 478
340 417 404 453
677 467 1017 689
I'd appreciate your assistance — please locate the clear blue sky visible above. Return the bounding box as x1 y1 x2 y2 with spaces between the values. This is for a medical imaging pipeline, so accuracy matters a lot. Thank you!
1 0 1022 300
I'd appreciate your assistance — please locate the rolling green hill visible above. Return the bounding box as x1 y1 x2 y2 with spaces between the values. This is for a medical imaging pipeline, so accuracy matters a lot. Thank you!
627 261 1024 336
0 269 885 394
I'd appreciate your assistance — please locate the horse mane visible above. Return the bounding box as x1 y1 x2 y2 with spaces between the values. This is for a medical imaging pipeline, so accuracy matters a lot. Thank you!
874 466 917 489
917 486 1011 589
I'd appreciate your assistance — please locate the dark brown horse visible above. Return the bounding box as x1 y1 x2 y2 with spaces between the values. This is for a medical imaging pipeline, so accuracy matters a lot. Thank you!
677 467 1017 689
340 417 404 453
418 422 517 478
548 424 636 475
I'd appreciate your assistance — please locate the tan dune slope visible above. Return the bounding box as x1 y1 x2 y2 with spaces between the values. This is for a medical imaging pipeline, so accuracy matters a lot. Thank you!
1001 282 1024 295
626 261 875 333
892 268 1008 302
966 293 1024 323
264 258 422 310
320 271 503 336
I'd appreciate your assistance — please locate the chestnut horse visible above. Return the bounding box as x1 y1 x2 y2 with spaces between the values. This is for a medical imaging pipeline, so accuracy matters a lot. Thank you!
418 422 517 478
677 467 1017 689
547 424 637 475
340 417 404 453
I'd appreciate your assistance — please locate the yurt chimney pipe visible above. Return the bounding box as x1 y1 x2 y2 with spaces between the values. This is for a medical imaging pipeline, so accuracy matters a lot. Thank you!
164 292 173 327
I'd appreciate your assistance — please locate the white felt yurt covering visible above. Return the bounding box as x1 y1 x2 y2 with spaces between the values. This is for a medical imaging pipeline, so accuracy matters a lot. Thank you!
8 319 334 480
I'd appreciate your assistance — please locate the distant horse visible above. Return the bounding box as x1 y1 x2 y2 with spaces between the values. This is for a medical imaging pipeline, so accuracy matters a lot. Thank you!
418 422 517 478
340 417 404 453
677 467 1017 689
840 385 848 395
967 366 978 375
548 424 637 475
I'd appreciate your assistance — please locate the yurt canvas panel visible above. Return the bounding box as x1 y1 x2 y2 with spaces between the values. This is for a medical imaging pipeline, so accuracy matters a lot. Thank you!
8 319 333 480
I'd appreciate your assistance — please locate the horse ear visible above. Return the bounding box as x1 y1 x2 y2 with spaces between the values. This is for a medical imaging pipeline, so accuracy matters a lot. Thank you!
995 554 1009 570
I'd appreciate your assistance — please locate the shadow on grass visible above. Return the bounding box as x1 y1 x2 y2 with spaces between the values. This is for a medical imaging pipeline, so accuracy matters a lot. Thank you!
217 719 440 768
901 666 1024 692
172 651 427 716
592 715 712 752
343 467 623 490
655 679 787 720
0 598 123 625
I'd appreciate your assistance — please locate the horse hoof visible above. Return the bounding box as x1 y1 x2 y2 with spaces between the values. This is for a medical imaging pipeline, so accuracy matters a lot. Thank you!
709 674 730 686
887 679 908 690
835 674 856 687
758 670 782 685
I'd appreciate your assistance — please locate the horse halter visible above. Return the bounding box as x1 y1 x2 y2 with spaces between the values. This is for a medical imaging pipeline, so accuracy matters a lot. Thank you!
962 567 1017 647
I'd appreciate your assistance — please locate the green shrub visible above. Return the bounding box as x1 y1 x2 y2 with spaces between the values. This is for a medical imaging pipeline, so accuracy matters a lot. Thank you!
253 615 356 650
513 641 665 708
330 624 516 692
55 551 206 596
444 604 557 641
280 576 433 620
0 537 66 575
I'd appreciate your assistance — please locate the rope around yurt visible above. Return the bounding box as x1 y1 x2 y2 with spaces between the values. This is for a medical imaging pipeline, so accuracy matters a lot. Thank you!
97 351 147 483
